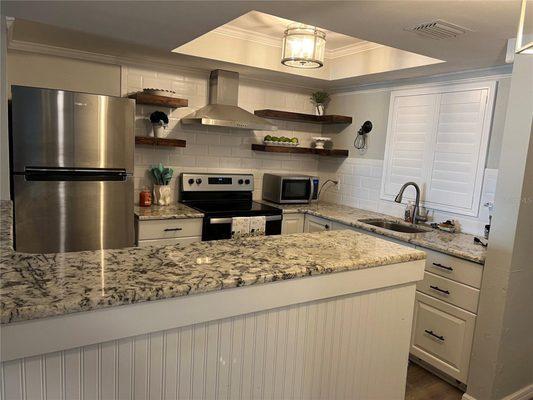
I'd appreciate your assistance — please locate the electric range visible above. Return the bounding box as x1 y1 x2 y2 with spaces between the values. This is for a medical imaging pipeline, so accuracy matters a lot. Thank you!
180 173 283 241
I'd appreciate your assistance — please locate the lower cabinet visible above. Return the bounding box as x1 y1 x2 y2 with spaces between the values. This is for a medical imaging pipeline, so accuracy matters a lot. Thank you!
304 215 332 232
411 247 483 385
411 292 476 383
281 213 305 234
136 218 203 246
279 211 483 385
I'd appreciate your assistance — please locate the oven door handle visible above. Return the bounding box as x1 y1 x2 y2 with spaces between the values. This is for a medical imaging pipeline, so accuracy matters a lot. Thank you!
209 215 282 225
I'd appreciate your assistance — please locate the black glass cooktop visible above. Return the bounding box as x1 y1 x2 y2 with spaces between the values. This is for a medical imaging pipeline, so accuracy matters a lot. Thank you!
183 201 282 216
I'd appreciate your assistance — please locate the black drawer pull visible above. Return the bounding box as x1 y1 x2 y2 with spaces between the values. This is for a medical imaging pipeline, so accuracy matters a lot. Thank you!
164 228 183 232
424 329 445 341
432 262 453 271
430 285 450 295
325 224 330 230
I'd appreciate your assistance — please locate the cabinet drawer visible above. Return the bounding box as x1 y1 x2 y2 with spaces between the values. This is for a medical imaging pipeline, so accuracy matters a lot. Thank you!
417 272 479 313
421 248 483 288
411 292 476 383
137 218 203 240
137 236 202 247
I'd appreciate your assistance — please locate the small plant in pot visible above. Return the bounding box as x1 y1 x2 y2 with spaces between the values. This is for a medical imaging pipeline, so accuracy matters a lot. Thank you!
149 163 173 205
310 91 330 116
149 111 169 138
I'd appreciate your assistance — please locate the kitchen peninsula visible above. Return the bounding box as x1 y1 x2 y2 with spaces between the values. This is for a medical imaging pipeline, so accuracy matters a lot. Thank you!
1 200 425 399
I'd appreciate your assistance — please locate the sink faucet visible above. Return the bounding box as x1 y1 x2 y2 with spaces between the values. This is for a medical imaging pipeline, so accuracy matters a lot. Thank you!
394 182 422 224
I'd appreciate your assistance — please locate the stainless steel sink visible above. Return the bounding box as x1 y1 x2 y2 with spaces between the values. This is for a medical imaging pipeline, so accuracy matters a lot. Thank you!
359 219 430 234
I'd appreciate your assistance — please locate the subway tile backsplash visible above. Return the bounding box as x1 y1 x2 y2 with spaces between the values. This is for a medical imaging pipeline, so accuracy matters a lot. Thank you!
127 65 496 236
126 66 321 203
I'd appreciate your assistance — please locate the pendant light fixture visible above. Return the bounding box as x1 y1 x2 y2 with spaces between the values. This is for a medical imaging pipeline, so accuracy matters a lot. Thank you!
281 25 326 68
515 0 532 54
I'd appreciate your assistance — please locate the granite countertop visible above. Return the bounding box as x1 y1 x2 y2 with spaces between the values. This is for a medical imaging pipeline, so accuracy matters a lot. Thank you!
135 203 203 220
0 201 425 324
135 200 486 264
263 202 487 264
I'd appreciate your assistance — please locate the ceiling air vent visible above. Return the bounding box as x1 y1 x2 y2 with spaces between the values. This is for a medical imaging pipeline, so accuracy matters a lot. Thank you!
406 20 470 39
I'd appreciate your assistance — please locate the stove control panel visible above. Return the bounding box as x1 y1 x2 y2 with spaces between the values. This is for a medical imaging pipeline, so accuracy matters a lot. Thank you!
181 173 254 192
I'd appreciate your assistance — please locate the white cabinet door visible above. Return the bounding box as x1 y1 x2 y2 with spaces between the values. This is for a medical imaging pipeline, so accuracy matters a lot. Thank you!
411 292 476 384
304 215 331 232
282 214 304 234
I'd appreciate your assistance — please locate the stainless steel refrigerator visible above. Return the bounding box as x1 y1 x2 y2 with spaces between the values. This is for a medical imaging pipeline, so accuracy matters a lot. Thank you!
10 86 135 253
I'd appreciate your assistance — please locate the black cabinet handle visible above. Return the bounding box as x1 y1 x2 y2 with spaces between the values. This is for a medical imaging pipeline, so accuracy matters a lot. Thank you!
164 227 183 232
325 224 330 230
424 329 445 341
430 285 450 295
432 262 453 271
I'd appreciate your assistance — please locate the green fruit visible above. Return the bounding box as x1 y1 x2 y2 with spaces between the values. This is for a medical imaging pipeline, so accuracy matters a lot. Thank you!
264 135 272 141
291 137 298 143
272 136 279 141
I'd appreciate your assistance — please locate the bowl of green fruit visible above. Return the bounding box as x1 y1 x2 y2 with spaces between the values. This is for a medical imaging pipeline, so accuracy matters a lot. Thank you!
264 135 299 147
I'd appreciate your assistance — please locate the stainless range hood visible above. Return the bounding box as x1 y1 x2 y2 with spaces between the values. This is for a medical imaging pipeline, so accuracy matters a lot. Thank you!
181 70 277 131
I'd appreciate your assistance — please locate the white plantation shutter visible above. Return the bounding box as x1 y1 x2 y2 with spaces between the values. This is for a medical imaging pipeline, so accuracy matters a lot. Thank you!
382 94 439 201
381 81 495 216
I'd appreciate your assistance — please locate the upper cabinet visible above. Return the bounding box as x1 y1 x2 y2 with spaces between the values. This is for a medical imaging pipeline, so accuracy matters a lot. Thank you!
381 81 496 217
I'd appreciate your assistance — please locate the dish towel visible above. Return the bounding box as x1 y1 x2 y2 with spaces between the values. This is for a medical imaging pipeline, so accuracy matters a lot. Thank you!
249 216 266 236
231 217 251 239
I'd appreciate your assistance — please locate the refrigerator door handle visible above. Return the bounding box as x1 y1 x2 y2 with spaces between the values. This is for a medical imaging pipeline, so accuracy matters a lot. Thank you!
24 167 128 181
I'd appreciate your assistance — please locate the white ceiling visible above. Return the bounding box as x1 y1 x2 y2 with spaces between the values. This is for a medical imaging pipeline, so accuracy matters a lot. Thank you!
2 1 524 88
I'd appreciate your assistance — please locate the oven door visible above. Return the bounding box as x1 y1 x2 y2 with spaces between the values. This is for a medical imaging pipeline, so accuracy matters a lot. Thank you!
280 178 313 203
202 215 282 241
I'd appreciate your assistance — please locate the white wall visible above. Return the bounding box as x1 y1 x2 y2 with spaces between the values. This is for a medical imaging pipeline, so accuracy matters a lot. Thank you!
125 66 322 203
7 49 121 96
466 54 533 400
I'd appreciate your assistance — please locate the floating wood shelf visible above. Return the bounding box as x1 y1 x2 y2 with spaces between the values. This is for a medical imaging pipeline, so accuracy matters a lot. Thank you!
251 144 348 157
128 92 188 108
135 137 187 148
254 109 352 125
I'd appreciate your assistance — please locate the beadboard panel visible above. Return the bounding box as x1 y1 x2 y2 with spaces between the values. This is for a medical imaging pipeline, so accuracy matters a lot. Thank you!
1 284 416 400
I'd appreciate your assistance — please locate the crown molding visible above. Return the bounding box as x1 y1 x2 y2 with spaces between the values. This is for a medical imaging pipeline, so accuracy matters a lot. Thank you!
213 24 383 60
8 38 211 78
330 64 512 95
8 38 318 92
214 25 281 48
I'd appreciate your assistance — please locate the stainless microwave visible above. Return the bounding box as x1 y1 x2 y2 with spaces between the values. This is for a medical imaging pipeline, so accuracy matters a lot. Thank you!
262 173 319 204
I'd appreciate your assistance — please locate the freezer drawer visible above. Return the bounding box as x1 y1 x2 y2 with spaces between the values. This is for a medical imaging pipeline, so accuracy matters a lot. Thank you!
11 86 134 172
13 175 134 253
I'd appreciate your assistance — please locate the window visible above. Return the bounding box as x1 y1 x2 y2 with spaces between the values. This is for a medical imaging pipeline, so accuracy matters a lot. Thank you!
381 81 496 216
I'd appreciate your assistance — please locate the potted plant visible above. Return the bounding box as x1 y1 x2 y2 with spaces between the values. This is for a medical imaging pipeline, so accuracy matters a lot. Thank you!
310 91 330 116
149 111 169 138
149 163 173 205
